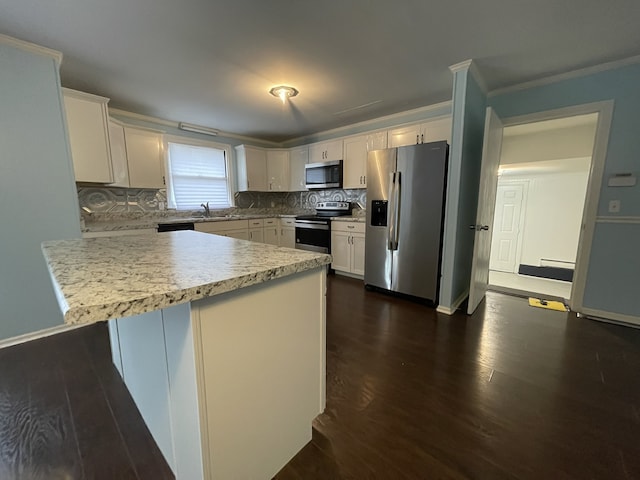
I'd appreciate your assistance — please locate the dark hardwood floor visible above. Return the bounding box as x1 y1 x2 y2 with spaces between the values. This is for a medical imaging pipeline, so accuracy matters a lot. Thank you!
1 274 640 479
0 322 173 480
274 275 640 479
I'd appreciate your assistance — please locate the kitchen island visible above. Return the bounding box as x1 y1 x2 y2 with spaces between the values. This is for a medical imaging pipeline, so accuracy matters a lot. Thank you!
42 231 331 479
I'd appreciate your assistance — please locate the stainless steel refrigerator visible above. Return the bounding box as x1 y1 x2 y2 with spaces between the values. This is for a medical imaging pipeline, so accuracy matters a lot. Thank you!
364 141 448 303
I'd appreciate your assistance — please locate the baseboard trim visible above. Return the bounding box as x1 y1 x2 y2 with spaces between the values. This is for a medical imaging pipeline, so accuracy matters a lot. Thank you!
578 307 640 328
333 271 364 280
436 289 468 316
0 323 89 350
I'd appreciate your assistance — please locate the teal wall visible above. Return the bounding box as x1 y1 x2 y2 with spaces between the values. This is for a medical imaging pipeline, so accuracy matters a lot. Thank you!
0 43 81 339
489 63 640 318
439 68 487 309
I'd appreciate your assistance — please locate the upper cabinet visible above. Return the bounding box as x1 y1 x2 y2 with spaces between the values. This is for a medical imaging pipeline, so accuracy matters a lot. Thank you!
289 146 308 191
308 139 343 164
108 119 165 189
124 126 165 188
63 88 113 183
388 116 452 148
343 131 387 189
266 149 290 191
236 145 267 191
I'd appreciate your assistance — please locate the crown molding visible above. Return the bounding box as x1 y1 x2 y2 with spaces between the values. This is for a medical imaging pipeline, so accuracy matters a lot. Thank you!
489 54 640 97
0 33 63 67
108 108 281 147
283 100 452 147
448 59 472 74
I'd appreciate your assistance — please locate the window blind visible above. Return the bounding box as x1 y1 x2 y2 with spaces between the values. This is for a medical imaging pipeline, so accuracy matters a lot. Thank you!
167 142 230 210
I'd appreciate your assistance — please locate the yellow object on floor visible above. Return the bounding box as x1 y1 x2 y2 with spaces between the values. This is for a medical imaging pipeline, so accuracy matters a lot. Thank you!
528 297 568 312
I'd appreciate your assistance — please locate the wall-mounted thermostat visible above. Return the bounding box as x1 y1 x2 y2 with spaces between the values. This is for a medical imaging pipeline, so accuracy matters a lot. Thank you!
608 173 636 187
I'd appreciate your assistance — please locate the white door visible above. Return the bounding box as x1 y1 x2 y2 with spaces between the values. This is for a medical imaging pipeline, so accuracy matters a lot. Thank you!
467 108 504 314
490 183 525 273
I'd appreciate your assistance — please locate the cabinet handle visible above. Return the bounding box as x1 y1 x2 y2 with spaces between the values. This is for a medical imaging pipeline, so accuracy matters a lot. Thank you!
421 133 424 144
162 175 166 185
416 134 419 144
269 182 273 190
363 175 366 184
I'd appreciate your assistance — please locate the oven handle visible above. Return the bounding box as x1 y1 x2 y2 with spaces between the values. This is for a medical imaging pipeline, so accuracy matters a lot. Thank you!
295 222 329 231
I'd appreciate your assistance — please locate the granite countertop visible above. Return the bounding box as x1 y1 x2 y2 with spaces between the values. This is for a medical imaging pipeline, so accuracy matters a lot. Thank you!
82 213 302 233
331 216 366 223
42 231 331 325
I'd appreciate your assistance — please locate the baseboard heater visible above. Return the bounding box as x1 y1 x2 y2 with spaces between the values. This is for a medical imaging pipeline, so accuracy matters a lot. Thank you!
518 264 574 282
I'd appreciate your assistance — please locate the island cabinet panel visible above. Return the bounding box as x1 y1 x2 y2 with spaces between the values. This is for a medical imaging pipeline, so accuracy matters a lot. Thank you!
193 268 326 480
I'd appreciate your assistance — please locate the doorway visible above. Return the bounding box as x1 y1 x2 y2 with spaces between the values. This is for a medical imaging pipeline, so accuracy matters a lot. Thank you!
488 114 598 301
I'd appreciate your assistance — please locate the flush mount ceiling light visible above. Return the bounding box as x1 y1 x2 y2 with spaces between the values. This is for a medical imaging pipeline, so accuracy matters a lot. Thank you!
269 85 299 103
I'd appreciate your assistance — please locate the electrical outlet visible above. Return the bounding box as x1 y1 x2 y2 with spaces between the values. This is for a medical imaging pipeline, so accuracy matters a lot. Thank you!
608 200 621 213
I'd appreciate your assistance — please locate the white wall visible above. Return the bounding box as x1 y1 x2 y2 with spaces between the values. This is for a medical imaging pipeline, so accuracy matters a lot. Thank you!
499 163 590 268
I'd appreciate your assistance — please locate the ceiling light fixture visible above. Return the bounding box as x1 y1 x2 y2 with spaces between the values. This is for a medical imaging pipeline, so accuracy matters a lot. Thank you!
178 122 219 136
269 85 299 103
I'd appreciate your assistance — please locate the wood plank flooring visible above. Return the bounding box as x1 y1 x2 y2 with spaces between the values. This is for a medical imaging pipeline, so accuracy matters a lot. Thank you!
0 323 173 480
274 275 640 479
1 274 639 479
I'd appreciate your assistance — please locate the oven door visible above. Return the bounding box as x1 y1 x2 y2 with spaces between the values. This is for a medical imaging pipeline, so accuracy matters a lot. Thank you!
295 221 330 253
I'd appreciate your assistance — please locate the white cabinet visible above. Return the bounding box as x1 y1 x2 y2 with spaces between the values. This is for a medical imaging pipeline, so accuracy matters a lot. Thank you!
236 145 267 191
248 219 264 242
280 218 296 249
124 126 165 189
263 218 279 245
108 119 130 187
343 131 387 189
195 219 249 240
266 150 290 191
289 146 308 191
83 228 156 238
62 88 113 183
309 139 343 163
109 120 165 189
330 221 365 276
388 116 452 148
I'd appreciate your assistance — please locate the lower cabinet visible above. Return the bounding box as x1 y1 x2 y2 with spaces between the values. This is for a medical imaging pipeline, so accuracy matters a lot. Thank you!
263 218 279 245
279 218 296 249
330 221 365 276
195 219 249 239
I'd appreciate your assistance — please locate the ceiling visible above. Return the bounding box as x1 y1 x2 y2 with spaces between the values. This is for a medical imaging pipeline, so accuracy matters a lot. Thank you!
2 0 640 143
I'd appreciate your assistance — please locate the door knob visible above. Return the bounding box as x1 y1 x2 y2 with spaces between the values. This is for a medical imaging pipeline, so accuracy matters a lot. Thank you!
469 224 489 231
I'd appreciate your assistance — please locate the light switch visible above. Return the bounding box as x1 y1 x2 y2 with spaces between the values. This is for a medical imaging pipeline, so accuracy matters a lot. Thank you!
608 200 621 213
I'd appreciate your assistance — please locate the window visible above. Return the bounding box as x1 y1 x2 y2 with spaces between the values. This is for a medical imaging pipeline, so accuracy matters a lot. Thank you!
166 137 233 210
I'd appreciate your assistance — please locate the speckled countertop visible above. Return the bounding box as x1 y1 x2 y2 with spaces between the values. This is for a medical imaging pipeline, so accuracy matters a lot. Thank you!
42 231 331 325
82 212 303 233
331 216 365 223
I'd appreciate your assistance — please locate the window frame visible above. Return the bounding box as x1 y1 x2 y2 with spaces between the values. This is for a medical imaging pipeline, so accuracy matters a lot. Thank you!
164 134 236 210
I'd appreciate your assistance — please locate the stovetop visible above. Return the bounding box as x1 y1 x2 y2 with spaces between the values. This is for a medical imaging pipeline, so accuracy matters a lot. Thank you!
296 201 351 222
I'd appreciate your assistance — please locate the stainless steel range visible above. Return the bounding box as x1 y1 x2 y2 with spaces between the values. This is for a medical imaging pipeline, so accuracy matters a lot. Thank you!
295 202 351 254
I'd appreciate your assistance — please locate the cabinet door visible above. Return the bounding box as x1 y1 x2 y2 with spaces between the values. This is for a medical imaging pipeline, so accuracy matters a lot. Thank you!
63 89 113 183
248 228 263 243
324 139 343 161
264 226 279 245
351 234 366 276
308 143 326 164
421 117 452 144
236 146 267 191
388 124 422 148
280 228 295 249
108 120 130 187
330 231 351 272
289 146 308 191
125 127 165 188
227 229 249 240
266 150 290 191
343 135 367 189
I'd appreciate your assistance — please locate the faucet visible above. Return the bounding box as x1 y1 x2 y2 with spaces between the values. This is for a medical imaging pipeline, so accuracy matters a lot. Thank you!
201 202 210 217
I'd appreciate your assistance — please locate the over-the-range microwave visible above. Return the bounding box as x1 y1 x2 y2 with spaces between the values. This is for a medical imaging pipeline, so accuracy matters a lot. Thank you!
305 160 343 189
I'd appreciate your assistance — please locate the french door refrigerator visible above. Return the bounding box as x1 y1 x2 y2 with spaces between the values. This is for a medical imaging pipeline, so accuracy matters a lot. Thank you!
364 141 448 303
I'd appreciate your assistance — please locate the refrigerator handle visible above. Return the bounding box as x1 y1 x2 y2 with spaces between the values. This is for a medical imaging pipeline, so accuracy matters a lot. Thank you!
392 171 401 249
388 171 400 251
387 171 396 250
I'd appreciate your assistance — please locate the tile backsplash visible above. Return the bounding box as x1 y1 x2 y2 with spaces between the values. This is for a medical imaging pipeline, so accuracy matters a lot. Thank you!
78 187 367 214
